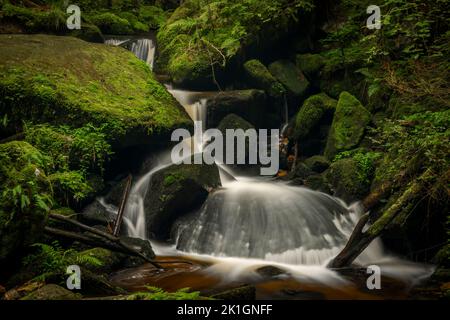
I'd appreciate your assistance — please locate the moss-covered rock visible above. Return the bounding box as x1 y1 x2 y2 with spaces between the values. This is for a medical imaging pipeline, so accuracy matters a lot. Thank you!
325 158 370 203
69 23 104 43
144 163 221 239
88 12 133 35
243 59 285 98
205 90 266 128
217 114 254 133
0 141 52 261
0 35 192 149
294 93 337 140
296 53 325 80
78 247 124 274
324 92 371 160
304 155 330 173
156 0 314 87
268 60 310 99
21 284 81 300
304 174 331 194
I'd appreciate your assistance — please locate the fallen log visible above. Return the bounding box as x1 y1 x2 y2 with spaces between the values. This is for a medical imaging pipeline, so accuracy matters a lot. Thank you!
328 169 430 268
113 174 132 236
48 213 162 269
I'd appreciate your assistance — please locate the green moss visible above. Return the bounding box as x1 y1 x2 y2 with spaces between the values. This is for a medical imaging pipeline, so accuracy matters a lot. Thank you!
157 0 314 86
139 5 168 29
296 53 325 78
217 113 254 132
127 287 203 300
294 93 337 139
268 60 310 98
243 59 285 98
0 35 192 147
325 158 370 203
88 12 133 34
324 91 371 159
0 3 66 33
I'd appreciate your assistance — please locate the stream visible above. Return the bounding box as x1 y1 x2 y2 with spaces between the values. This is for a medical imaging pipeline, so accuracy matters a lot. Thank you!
102 35 435 299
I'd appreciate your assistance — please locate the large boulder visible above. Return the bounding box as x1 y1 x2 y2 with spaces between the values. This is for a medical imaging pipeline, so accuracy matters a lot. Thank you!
294 93 337 140
156 0 314 88
0 141 51 261
0 35 192 149
325 158 370 203
324 92 371 160
205 90 266 128
268 60 310 100
144 163 221 239
243 59 285 98
217 114 256 170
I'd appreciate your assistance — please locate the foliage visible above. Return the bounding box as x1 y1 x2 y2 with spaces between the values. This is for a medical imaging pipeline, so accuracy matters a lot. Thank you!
334 149 381 184
157 0 314 84
22 241 103 281
88 12 133 34
127 286 203 300
372 110 450 200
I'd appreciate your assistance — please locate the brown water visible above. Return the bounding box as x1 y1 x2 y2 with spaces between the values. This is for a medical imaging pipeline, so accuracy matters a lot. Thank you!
109 256 414 300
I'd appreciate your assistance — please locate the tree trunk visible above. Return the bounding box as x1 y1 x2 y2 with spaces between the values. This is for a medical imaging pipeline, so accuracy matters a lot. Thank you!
327 170 429 268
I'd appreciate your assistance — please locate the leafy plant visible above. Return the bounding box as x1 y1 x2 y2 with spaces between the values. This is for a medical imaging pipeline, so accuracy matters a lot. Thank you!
22 241 103 281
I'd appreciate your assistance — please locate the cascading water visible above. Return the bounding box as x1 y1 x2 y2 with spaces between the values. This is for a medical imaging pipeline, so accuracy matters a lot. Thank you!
105 37 156 69
101 41 434 291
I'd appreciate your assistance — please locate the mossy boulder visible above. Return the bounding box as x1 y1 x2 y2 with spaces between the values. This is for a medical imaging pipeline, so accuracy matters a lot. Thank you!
0 141 51 261
296 53 325 80
304 155 330 173
156 0 314 87
243 59 285 98
78 247 124 274
69 23 104 43
144 163 221 239
304 174 331 194
294 93 337 140
205 90 266 128
0 35 192 149
324 92 371 160
217 113 254 133
268 60 310 100
88 12 133 35
325 158 370 203
21 284 81 300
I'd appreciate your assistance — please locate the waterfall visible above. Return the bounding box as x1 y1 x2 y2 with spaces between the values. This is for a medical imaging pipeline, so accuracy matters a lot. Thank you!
105 38 156 69
175 177 371 265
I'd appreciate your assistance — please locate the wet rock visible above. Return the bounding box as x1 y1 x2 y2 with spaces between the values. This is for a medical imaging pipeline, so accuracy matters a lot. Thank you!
268 60 310 100
325 158 369 203
304 155 330 173
80 269 127 296
211 285 256 300
287 162 314 181
21 284 81 300
144 163 221 240
80 199 116 226
205 90 267 128
324 92 371 160
243 59 285 98
304 174 331 194
294 93 337 140
256 266 287 278
120 237 155 261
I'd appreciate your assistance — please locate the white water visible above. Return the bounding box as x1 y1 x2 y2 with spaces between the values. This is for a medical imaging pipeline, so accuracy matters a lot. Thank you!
105 38 156 69
96 80 434 287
